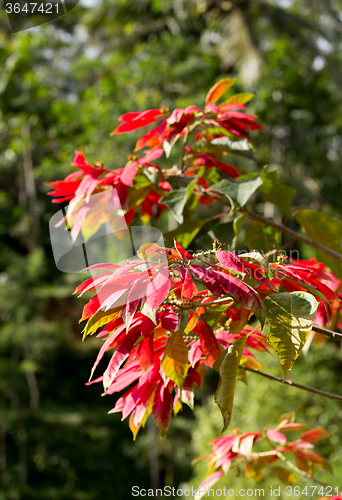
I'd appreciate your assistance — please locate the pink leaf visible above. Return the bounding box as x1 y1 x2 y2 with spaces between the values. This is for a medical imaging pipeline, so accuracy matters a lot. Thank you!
152 383 173 435
267 430 287 444
146 270 171 311
120 162 138 187
197 471 224 499
103 331 141 390
160 310 179 332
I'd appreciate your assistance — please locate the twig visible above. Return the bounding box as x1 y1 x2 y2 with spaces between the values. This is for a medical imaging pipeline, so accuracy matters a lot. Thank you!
179 130 189 172
275 451 332 488
246 210 342 263
196 182 342 264
168 296 234 311
312 325 342 342
256 450 332 488
240 365 342 402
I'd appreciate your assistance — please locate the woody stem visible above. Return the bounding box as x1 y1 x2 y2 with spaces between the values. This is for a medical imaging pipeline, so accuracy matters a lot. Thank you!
240 365 342 402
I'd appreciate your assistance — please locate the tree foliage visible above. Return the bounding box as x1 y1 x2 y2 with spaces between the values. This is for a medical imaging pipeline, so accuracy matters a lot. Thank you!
47 79 342 488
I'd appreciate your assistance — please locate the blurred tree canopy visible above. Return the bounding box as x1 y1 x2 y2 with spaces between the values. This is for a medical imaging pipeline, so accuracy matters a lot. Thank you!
1 0 342 498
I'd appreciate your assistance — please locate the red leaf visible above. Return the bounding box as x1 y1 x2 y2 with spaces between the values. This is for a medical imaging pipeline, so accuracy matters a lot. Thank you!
120 162 138 187
160 310 179 332
111 109 163 135
188 265 225 295
136 335 154 372
103 331 141 390
100 287 130 312
205 78 236 106
70 205 92 242
106 362 142 394
197 471 224 499
209 269 265 326
188 341 203 368
194 320 223 367
83 263 121 271
174 239 192 260
135 122 167 151
146 270 171 311
80 295 100 322
89 322 126 380
140 148 164 163
266 430 287 444
300 428 330 443
152 383 173 435
216 251 243 273
181 269 198 300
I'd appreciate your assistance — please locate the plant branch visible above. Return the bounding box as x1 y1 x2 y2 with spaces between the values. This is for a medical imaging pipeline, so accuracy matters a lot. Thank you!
274 451 332 488
170 296 234 311
246 210 342 263
240 365 342 402
256 450 332 488
202 189 342 263
312 325 342 342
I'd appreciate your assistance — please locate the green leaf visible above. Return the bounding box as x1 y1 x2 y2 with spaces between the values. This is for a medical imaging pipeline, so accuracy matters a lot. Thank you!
201 302 233 329
143 166 162 187
140 297 157 324
259 170 296 215
295 209 342 280
165 175 197 190
264 292 319 378
163 219 206 248
127 185 152 210
133 171 153 189
160 178 197 224
232 212 247 250
237 367 248 385
210 137 256 162
161 330 189 389
82 308 121 340
207 176 262 214
212 137 251 151
182 192 200 221
81 208 105 243
213 336 247 432
272 467 297 486
160 189 188 224
244 221 280 253
222 92 254 105
233 212 247 237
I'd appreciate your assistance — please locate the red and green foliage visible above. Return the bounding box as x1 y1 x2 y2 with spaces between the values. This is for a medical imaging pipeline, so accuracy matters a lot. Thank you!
194 413 332 494
48 79 342 487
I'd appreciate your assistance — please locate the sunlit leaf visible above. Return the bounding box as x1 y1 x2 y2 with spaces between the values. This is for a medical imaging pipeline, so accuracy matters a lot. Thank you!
205 78 236 105
222 93 254 106
214 336 246 432
160 179 197 224
272 466 297 486
207 176 262 214
264 292 319 378
161 330 189 389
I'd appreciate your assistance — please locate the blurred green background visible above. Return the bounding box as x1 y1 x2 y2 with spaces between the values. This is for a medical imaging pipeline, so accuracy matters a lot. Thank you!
1 0 342 498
